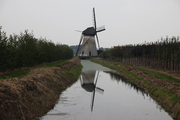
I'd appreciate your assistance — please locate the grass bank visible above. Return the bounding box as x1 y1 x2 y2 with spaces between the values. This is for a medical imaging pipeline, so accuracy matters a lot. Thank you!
0 57 82 120
0 60 69 79
91 58 180 120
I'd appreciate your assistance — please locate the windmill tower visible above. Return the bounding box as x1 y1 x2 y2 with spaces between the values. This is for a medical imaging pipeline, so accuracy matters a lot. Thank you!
76 8 105 57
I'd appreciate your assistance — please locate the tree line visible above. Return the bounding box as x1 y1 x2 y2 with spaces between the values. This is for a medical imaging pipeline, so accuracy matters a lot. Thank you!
0 26 73 72
100 36 180 71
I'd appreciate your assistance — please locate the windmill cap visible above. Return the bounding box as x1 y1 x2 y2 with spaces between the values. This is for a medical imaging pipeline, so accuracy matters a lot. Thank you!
81 83 95 92
82 27 96 36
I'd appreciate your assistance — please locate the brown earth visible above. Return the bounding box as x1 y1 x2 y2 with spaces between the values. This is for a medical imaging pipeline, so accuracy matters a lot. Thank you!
92 59 180 119
0 57 82 120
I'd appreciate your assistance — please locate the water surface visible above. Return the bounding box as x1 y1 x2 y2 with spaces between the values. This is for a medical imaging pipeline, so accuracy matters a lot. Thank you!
41 60 173 120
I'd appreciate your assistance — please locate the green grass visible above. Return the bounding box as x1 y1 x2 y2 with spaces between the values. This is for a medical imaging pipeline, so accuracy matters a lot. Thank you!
91 59 146 90
110 61 129 67
92 59 144 81
136 67 180 83
37 99 43 104
0 69 30 79
35 60 68 68
155 88 180 104
93 59 180 83
64 63 83 78
91 58 129 67
0 60 69 79
92 59 180 118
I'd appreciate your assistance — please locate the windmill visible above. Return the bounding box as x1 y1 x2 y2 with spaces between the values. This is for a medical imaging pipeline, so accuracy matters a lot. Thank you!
80 71 104 111
76 8 105 57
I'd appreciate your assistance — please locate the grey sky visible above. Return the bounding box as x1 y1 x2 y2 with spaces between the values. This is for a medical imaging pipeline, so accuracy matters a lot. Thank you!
0 0 180 48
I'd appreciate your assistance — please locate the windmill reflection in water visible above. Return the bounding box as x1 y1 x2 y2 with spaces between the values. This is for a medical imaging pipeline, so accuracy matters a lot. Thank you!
79 71 104 111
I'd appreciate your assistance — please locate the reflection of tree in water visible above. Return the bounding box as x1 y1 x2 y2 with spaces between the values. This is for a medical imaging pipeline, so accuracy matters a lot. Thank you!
104 71 149 98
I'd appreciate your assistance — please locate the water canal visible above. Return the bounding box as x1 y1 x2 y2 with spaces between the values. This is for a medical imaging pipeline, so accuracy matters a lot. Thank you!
40 60 173 120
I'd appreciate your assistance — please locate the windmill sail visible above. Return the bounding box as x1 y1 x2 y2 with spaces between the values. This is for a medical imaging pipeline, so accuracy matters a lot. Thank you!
93 8 97 30
76 34 84 56
96 25 105 32
91 71 99 111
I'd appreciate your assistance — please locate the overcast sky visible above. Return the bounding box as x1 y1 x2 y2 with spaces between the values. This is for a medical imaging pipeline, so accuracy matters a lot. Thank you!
0 0 180 48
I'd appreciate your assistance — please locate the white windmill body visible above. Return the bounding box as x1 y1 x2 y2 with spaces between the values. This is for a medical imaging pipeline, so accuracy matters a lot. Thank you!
80 28 98 56
81 36 97 56
76 8 105 57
